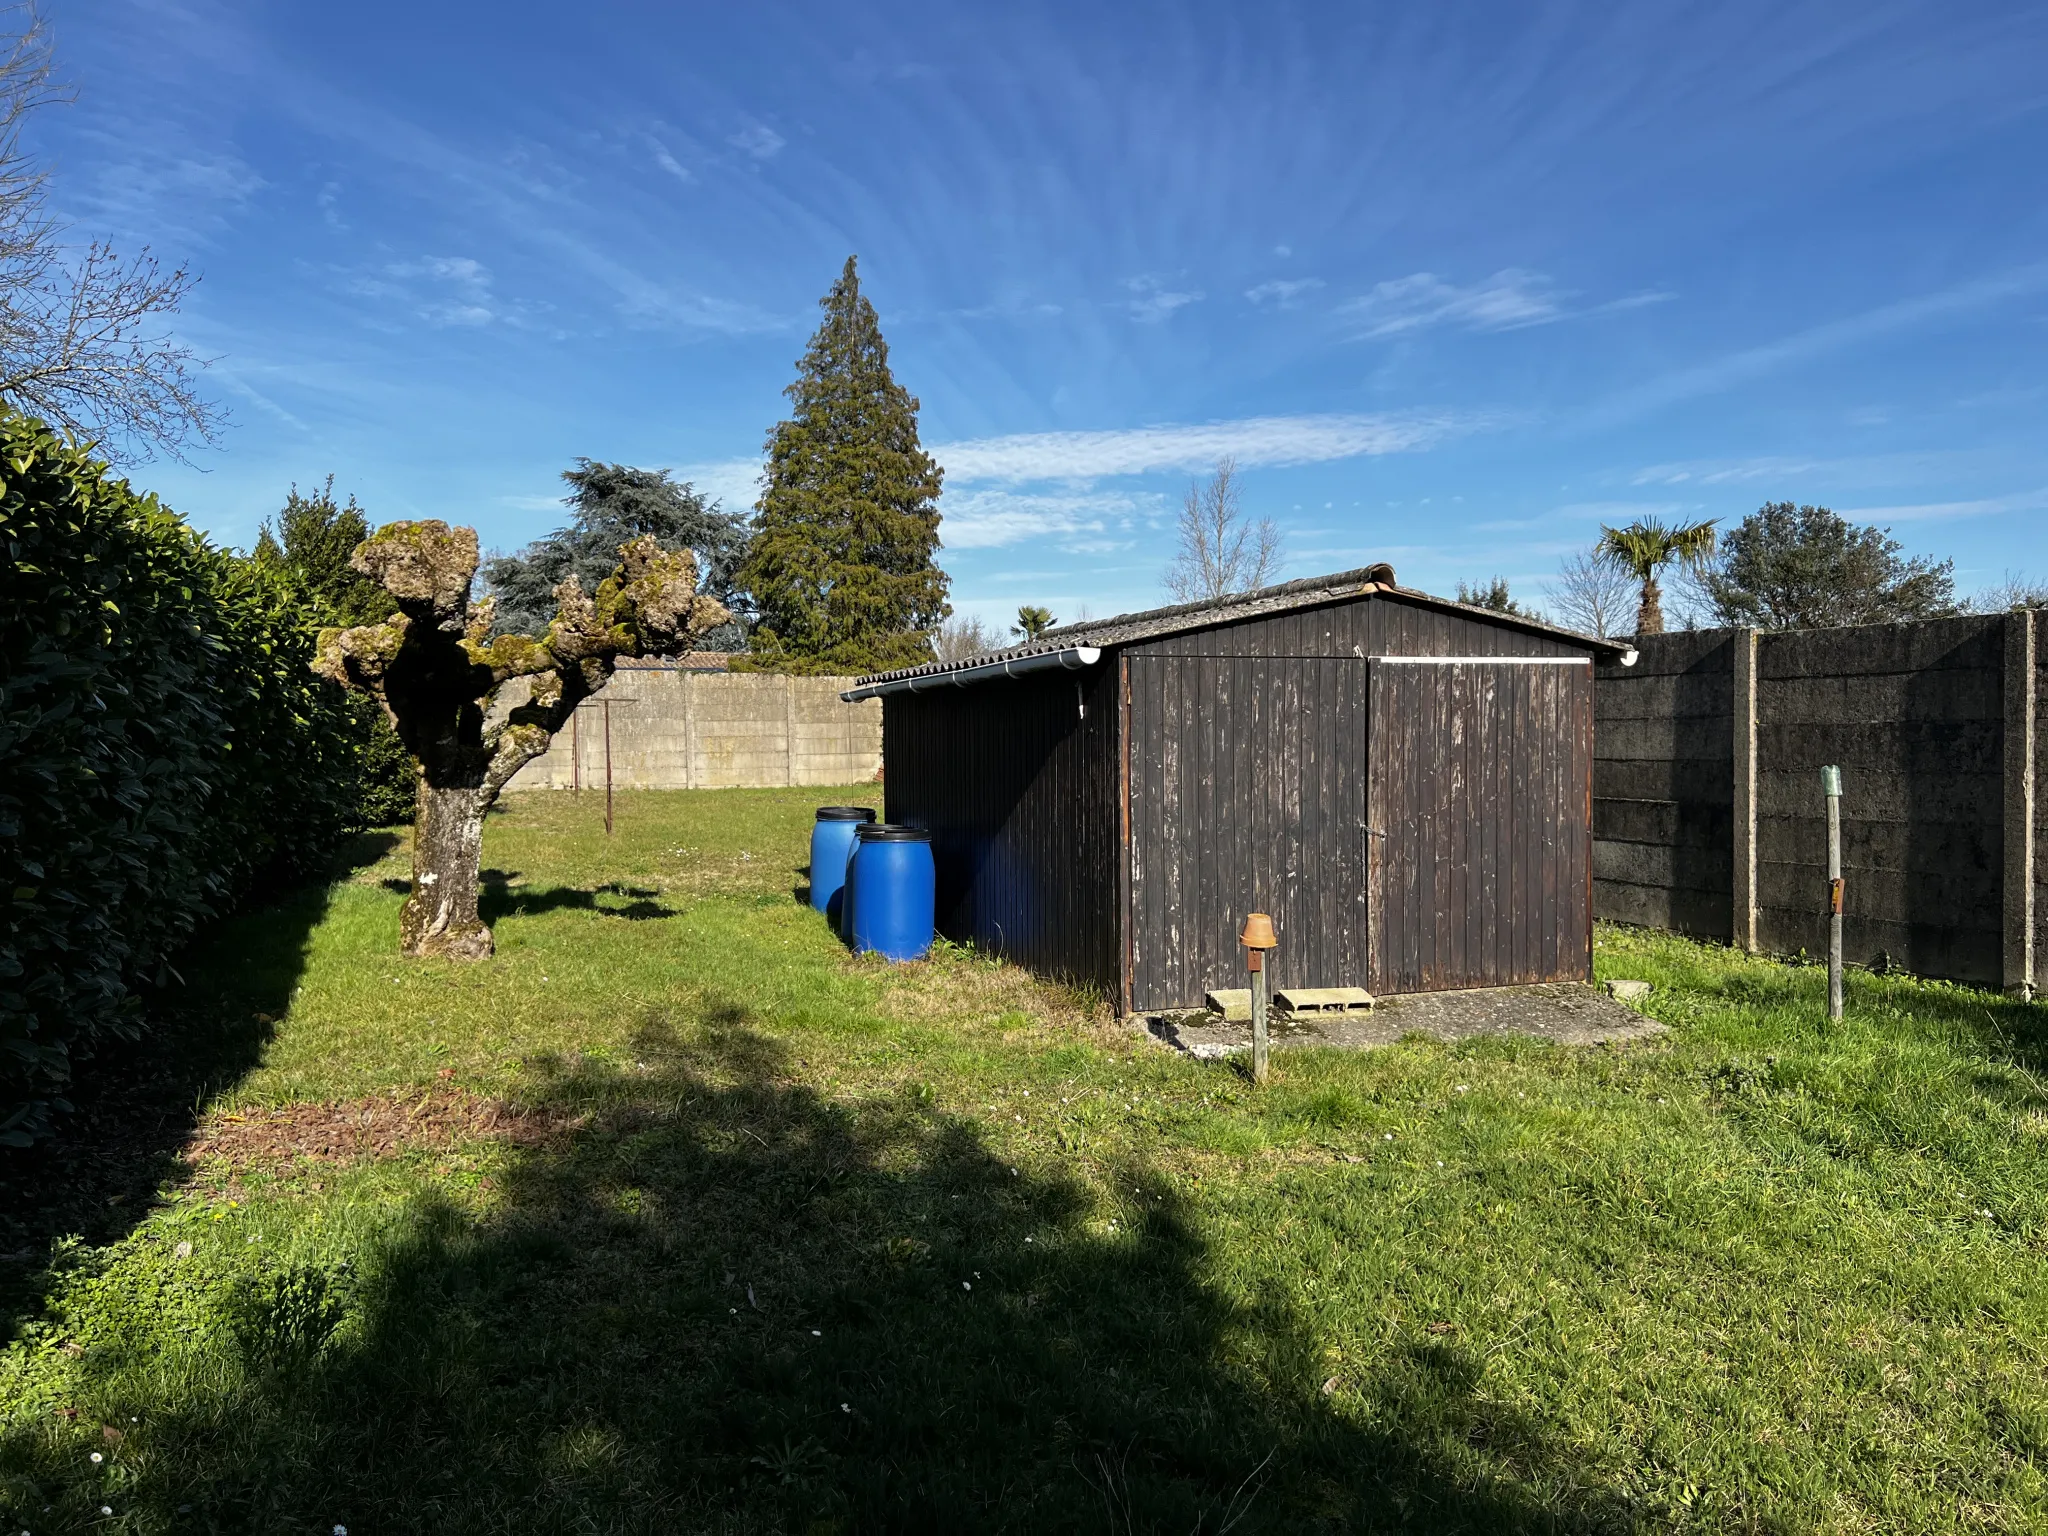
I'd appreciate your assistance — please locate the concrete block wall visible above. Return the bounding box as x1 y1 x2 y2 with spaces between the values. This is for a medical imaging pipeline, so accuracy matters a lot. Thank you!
1594 612 2039 991
1592 630 1736 940
502 670 880 791
1754 617 2005 982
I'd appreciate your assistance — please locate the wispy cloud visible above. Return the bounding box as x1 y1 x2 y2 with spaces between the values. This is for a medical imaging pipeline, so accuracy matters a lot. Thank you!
1338 270 1673 339
268 81 789 335
71 140 267 248
938 488 1160 551
1592 262 2048 423
936 410 1485 482
316 180 345 230
1631 455 1828 487
1245 277 1325 307
728 123 786 160
1473 499 1690 533
647 138 693 184
670 410 1482 541
1125 275 1201 324
676 458 766 512
1841 488 2048 523
347 254 501 326
1341 268 1564 337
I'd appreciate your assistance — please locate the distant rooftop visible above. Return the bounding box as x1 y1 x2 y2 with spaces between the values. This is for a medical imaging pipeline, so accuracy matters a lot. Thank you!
618 651 734 672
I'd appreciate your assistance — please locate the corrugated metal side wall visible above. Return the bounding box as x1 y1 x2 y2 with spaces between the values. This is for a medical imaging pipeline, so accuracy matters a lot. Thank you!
882 665 1121 989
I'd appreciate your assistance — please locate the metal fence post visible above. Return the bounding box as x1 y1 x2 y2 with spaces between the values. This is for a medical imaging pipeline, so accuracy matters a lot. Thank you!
1823 765 1843 1020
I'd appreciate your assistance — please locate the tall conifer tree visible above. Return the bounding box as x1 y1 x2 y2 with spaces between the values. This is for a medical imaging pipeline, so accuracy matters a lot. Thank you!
738 256 949 673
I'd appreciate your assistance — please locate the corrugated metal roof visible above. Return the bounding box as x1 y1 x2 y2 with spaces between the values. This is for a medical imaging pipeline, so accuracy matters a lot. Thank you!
851 563 1632 688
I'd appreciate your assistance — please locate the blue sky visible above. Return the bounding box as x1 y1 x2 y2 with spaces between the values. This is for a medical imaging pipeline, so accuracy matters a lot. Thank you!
41 0 2048 628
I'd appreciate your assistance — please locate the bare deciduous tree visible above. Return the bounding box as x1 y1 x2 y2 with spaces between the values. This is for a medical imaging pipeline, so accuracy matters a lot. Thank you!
1545 550 1639 638
1163 456 1283 602
315 523 729 959
931 612 1002 662
0 6 219 461
1970 572 2048 613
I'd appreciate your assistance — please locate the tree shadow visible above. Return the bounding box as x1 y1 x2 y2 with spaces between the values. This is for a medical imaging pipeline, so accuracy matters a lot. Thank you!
0 831 401 1341
22 1004 1659 1532
477 874 676 924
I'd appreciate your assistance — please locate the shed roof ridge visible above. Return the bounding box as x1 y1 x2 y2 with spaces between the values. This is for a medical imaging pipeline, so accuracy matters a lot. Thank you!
848 563 1624 687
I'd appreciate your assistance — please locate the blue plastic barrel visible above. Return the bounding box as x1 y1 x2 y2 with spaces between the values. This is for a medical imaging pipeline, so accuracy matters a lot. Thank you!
849 825 935 961
838 822 873 941
809 806 876 924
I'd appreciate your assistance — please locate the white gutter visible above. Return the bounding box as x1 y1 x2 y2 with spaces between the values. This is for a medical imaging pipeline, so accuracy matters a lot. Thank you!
841 645 1103 702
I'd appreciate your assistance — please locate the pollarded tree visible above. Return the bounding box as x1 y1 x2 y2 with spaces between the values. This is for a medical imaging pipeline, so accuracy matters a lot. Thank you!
315 521 728 959
737 255 950 674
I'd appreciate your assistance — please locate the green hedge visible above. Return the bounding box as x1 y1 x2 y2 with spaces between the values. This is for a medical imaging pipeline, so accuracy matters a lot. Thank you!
0 419 368 1144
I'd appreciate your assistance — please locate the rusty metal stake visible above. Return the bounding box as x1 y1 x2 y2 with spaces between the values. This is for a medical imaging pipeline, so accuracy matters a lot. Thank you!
1823 764 1843 1021
1241 912 1278 1084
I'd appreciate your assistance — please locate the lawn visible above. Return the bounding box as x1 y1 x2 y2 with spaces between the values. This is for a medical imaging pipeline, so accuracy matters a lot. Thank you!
2 786 2046 1533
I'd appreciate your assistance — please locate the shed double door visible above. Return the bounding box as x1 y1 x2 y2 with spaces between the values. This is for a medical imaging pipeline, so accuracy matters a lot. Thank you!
1124 654 1592 1010
1365 658 1595 993
1125 656 1369 1011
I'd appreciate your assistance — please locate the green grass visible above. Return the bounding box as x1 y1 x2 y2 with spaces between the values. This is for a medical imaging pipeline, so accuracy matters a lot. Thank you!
4 785 2048 1533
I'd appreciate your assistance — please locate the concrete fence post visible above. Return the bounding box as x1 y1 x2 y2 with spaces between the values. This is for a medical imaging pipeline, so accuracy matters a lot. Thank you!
2006 608 2037 999
784 676 797 787
681 672 697 790
1732 627 1760 953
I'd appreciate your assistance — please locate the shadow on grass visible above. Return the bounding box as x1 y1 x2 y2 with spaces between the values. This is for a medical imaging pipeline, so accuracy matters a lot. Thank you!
17 1004 1654 1534
0 831 401 1341
481 875 676 924
1712 960 2048 1080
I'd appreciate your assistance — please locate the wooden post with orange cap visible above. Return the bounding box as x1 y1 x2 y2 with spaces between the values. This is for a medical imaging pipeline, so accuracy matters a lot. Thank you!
1241 912 1278 1084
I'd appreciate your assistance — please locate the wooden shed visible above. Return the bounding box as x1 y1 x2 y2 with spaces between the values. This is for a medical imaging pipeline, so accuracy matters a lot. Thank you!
845 565 1633 1012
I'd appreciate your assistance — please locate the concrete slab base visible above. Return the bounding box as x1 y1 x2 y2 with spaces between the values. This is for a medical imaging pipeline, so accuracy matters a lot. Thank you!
1140 981 1665 1060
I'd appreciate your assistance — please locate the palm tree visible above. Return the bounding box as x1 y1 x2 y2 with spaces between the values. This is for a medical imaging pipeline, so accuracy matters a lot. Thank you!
1596 517 1718 635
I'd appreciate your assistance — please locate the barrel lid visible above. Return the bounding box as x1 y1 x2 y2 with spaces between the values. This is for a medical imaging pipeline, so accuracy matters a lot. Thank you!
815 806 877 822
855 822 930 842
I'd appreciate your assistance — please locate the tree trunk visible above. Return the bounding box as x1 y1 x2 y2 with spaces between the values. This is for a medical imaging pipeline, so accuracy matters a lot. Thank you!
1635 573 1665 636
402 776 492 959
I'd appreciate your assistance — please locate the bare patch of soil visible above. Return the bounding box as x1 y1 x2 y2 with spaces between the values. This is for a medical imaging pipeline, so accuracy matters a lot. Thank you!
181 1087 578 1174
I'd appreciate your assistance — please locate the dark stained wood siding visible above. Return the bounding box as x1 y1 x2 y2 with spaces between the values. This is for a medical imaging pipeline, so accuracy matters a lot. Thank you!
1122 593 1597 1008
1366 659 1594 993
1130 592 1586 661
882 664 1120 988
880 589 1603 1013
1125 656 1369 1011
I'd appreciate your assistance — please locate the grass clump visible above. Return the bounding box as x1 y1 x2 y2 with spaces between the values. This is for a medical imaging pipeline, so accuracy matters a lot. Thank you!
1 786 2046 1532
